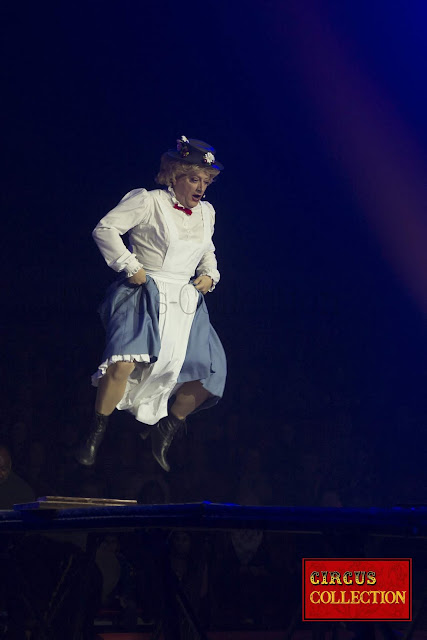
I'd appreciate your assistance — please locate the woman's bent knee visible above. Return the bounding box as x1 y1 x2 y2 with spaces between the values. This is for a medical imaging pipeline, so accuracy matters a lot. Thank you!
106 361 135 381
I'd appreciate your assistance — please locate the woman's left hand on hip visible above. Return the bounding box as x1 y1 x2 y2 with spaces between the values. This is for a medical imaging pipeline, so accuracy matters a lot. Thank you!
193 275 213 294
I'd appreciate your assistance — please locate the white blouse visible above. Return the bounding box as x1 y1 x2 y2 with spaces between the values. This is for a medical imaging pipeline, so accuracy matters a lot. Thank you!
92 188 220 289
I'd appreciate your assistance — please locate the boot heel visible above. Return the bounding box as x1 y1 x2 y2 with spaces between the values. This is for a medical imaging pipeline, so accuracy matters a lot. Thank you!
75 411 109 466
151 413 186 472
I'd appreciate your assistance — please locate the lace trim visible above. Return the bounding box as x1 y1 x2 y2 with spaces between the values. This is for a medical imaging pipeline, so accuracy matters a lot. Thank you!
124 257 144 277
167 185 180 207
167 185 201 212
91 354 151 386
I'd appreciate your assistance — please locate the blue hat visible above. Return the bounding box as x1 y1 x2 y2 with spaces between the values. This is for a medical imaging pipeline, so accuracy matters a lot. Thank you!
167 136 224 170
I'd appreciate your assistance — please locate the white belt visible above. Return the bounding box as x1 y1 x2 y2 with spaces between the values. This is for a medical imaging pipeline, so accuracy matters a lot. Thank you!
145 270 192 285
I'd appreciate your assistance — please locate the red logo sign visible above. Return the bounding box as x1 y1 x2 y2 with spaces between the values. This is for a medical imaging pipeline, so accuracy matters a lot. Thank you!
303 558 412 621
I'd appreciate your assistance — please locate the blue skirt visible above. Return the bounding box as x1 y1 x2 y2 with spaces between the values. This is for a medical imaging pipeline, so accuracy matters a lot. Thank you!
95 275 227 414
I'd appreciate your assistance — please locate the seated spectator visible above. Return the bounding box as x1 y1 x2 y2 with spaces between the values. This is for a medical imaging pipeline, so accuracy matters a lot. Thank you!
8 420 31 478
0 444 35 509
110 449 160 499
25 440 55 497
319 487 343 508
168 531 210 629
95 533 138 630
211 489 281 627
5 533 101 639
79 473 108 499
238 446 273 505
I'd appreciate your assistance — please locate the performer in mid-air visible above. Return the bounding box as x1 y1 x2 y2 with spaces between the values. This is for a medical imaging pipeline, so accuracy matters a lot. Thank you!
76 136 226 472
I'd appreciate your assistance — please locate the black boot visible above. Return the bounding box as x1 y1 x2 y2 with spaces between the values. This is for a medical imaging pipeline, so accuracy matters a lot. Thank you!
75 411 109 466
151 412 186 472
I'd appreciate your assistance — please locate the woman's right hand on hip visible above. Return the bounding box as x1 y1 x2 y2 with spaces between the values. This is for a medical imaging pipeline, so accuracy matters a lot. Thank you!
127 268 147 285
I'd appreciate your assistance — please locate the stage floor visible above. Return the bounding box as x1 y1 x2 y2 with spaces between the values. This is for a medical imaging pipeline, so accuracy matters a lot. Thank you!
1 500 427 536
2 501 427 640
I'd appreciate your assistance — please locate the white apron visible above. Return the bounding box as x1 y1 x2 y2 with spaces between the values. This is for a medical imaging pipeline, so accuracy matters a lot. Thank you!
116 201 211 424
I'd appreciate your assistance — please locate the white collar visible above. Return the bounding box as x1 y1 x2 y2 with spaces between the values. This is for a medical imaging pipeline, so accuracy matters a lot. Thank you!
167 186 201 212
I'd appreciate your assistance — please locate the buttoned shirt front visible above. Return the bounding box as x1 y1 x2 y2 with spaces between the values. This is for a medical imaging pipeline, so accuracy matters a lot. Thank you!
92 188 220 289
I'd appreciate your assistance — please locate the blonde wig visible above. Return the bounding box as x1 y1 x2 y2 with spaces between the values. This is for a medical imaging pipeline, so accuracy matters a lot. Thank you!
155 153 220 187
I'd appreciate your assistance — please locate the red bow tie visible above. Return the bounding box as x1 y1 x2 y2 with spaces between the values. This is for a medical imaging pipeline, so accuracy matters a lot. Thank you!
174 203 192 216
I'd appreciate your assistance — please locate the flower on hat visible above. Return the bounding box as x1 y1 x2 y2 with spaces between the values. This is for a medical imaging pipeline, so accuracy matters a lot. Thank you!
176 135 190 157
203 151 215 165
176 135 189 150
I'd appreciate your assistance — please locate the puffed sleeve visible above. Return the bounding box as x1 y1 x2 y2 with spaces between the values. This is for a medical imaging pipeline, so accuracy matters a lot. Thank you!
92 188 152 276
196 201 221 292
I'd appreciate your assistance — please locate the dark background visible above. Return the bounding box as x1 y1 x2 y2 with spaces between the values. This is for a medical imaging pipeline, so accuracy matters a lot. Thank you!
3 0 427 506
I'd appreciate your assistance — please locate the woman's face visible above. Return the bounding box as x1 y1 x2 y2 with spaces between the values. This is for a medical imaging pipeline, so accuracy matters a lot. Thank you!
173 170 211 209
